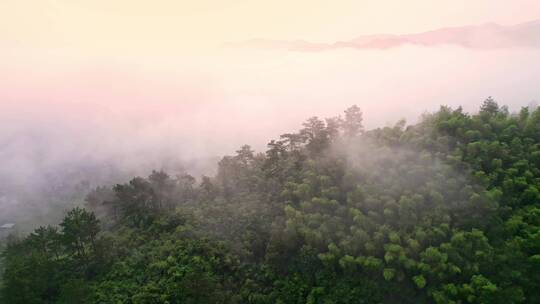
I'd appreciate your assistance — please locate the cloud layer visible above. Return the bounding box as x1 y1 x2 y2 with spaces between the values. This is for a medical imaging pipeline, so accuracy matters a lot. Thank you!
228 19 540 51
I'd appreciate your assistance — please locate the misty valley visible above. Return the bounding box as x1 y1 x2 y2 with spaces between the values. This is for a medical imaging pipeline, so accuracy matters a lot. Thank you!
1 101 539 303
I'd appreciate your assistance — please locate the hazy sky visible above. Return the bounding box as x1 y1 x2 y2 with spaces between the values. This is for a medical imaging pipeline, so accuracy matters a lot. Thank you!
3 0 540 52
2 1 540 226
1 1 540 166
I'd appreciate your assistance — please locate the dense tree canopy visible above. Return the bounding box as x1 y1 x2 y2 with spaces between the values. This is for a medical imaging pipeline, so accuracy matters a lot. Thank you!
1 100 539 303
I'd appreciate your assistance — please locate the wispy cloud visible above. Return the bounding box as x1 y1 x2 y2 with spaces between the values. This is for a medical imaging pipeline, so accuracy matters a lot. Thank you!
227 19 540 51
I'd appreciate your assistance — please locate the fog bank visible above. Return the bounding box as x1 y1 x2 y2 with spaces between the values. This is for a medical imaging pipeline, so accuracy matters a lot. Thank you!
1 44 540 229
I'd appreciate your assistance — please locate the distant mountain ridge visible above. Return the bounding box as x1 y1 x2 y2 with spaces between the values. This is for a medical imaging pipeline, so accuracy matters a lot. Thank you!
227 19 540 51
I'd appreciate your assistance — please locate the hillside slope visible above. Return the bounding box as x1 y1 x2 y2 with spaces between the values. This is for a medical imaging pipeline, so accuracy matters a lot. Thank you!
1 99 540 303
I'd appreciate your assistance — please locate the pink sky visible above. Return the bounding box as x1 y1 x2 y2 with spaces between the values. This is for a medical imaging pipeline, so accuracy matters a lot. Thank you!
1 1 540 168
3 1 540 50
3 0 540 230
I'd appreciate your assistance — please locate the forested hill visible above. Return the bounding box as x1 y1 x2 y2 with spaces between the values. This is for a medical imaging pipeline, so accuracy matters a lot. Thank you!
2 99 540 304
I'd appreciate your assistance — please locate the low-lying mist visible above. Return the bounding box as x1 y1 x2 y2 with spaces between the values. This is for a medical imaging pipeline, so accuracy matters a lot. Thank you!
1 44 540 231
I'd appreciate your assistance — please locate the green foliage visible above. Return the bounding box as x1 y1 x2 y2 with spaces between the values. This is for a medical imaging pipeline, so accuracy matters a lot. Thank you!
2 101 540 303
413 275 426 289
1 208 110 303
